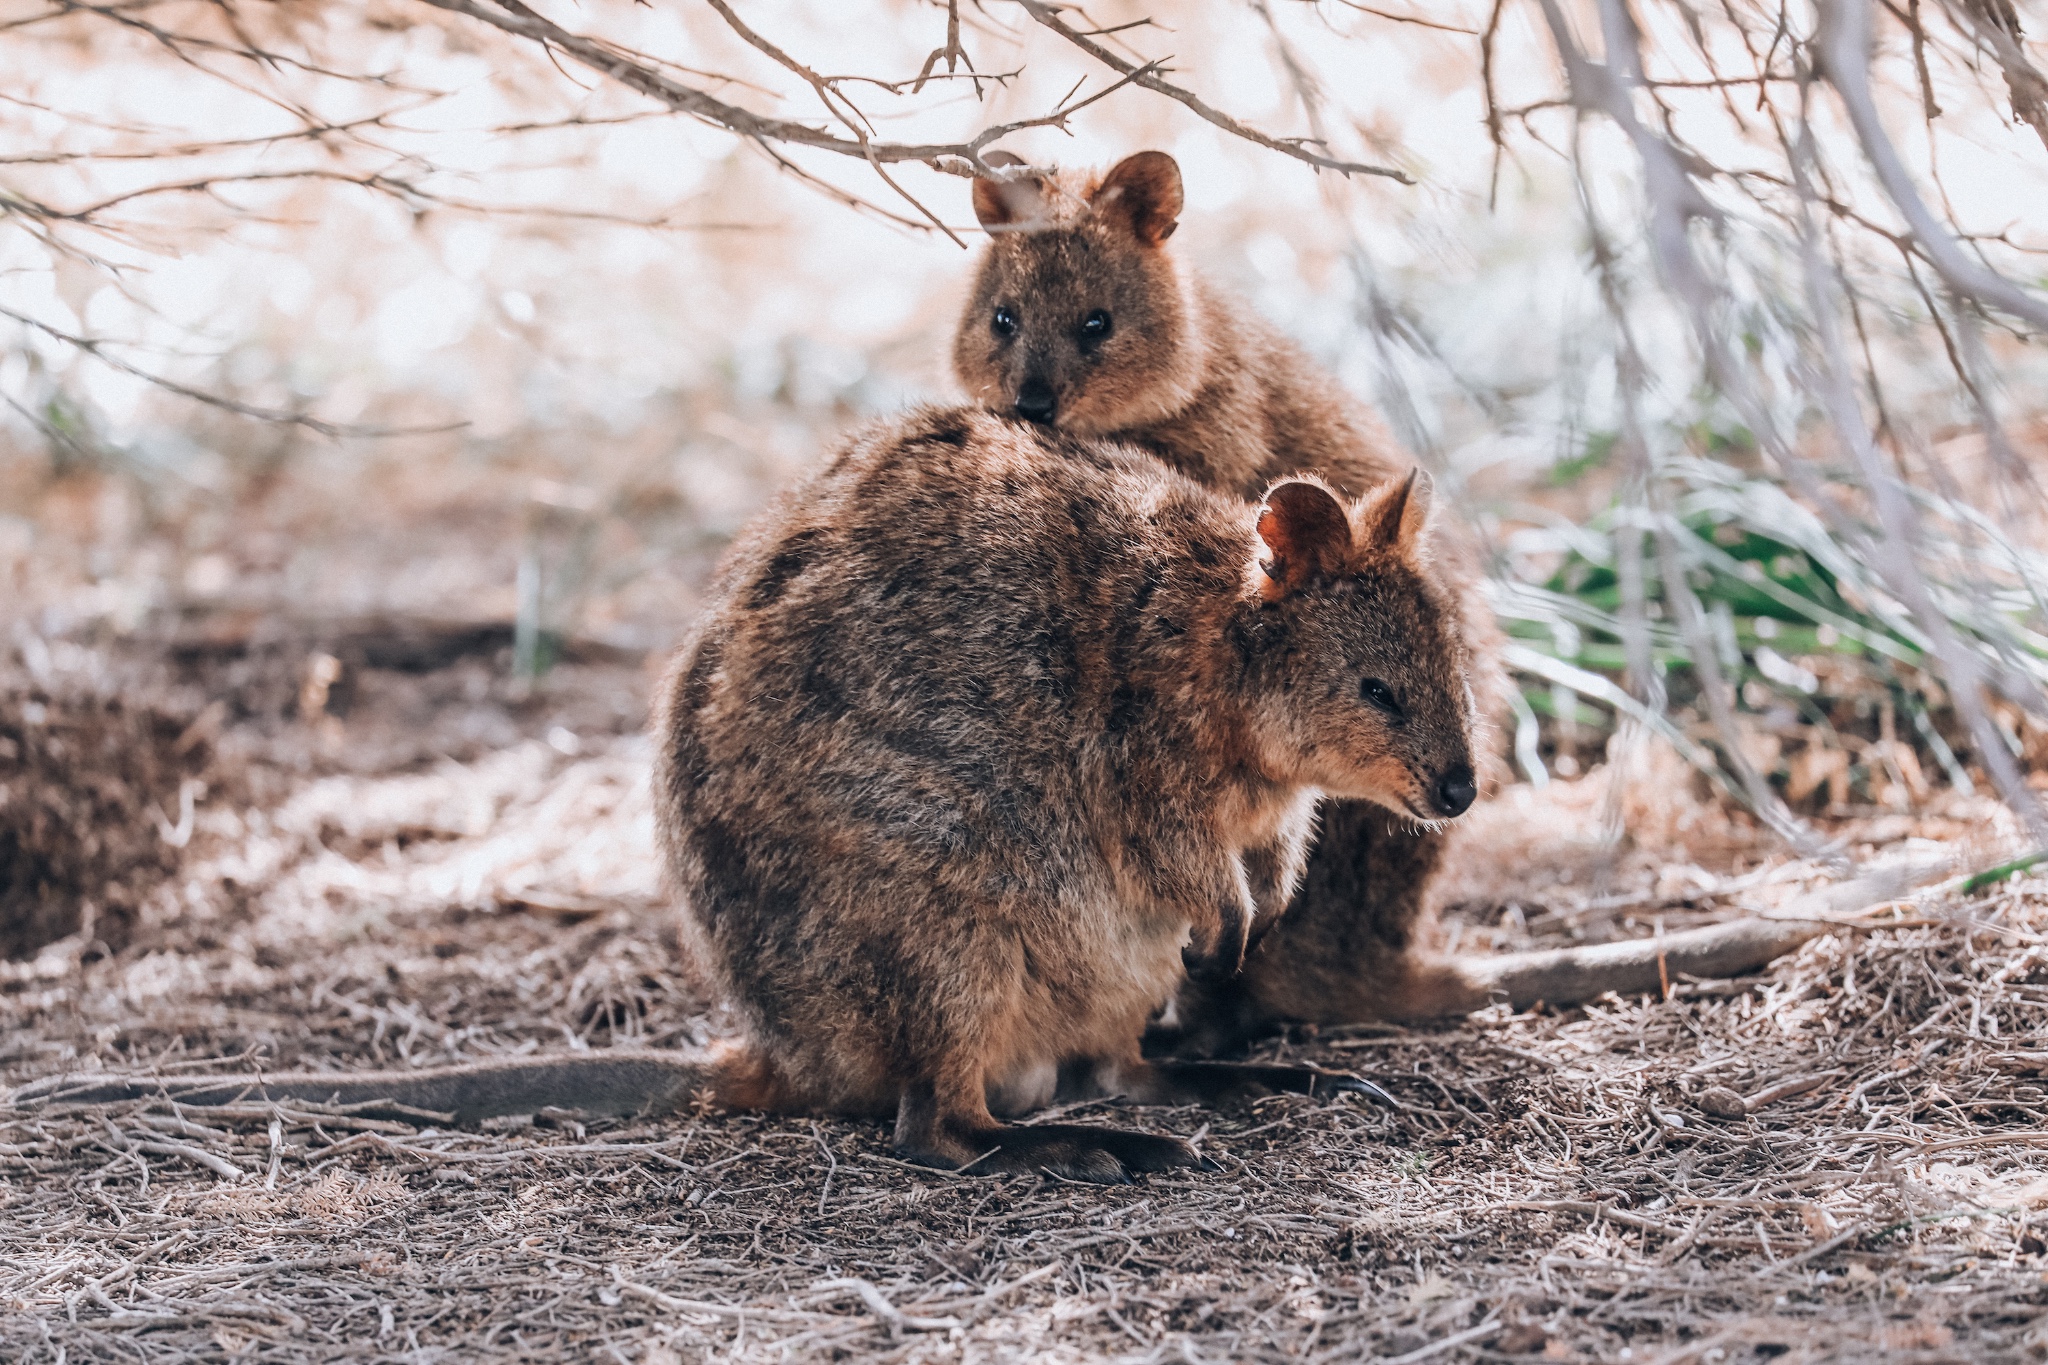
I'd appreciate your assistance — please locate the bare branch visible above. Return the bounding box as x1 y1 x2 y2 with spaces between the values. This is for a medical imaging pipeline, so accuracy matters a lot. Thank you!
414 0 965 167
27 0 425 89
1482 0 1508 206
0 304 455 440
0 110 413 167
410 0 1178 219
914 0 983 94
1817 0 2048 331
1934 0 2048 149
1013 0 1414 182
700 0 964 244
1324 1 1481 37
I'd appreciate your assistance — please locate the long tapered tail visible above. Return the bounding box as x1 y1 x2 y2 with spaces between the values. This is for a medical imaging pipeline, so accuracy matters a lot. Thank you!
8 1050 733 1125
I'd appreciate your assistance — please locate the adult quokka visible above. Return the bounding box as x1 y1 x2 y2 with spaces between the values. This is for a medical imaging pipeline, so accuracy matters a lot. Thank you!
17 409 1479 1183
649 407 1477 1180
953 150 1845 1044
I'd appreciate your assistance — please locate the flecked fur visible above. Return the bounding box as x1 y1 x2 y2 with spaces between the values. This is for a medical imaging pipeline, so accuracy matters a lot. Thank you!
650 406 1476 1179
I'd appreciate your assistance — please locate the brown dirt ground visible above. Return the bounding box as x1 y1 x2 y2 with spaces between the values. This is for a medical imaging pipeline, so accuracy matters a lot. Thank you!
5 629 2048 1365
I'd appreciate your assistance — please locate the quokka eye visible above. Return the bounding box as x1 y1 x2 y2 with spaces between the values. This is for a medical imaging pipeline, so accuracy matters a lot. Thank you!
992 306 1019 337
1360 678 1402 717
1079 310 1113 345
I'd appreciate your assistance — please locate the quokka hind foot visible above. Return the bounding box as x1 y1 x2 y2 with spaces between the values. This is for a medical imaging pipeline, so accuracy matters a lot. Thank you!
1138 1060 1394 1110
892 1076 1205 1183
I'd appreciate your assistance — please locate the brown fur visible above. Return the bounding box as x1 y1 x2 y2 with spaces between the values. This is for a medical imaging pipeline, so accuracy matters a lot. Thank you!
648 406 1477 1180
954 151 1510 1046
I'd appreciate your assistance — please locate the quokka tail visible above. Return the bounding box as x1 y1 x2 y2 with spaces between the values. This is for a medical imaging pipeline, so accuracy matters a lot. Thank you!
8 1047 766 1125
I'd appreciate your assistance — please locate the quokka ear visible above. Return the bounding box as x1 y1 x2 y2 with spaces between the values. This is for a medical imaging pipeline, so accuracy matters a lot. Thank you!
1090 150 1183 247
1355 468 1435 562
972 152 1049 232
1256 479 1354 600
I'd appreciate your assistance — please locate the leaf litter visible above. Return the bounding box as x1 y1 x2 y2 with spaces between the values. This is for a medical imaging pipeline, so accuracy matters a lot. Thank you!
5 647 2048 1364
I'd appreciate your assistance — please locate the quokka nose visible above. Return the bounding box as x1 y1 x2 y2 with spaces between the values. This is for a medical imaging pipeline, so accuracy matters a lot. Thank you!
1432 763 1476 818
1014 377 1056 424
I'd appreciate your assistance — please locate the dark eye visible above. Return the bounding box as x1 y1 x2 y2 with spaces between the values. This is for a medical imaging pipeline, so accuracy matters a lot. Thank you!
1361 678 1402 716
1079 310 1112 346
991 306 1018 338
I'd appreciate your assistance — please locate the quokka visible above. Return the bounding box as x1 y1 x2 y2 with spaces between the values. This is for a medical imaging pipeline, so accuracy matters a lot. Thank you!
647 407 1477 1179
953 150 1846 1042
18 408 1480 1183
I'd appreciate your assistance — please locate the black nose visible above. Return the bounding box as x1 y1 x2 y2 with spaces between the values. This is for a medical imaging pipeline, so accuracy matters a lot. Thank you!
1015 377 1056 424
1432 764 1476 818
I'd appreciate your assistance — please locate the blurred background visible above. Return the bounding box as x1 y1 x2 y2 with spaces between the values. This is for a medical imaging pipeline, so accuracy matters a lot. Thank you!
13 12 2048 1355
5 0 2048 957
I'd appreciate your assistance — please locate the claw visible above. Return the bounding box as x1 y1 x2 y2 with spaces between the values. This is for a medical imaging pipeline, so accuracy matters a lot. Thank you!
1313 1072 1399 1109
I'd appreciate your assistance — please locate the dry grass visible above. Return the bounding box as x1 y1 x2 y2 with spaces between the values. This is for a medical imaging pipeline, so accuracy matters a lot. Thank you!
6 643 2048 1364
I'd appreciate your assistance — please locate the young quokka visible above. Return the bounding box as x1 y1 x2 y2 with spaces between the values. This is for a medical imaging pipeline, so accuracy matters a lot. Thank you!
953 149 1411 498
954 149 1504 1045
649 405 1477 1181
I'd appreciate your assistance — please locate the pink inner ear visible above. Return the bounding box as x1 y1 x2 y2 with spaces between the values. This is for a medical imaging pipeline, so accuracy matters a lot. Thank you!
1259 481 1351 590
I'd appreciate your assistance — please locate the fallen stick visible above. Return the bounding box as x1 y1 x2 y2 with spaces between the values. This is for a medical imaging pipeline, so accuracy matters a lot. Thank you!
1438 853 1960 1016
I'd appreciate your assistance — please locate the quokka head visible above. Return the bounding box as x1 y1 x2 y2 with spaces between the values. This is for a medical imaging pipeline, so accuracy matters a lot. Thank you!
954 150 1204 436
1238 471 1479 823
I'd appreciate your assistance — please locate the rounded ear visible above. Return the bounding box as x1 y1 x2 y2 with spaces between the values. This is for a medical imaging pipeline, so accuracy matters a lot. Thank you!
972 154 1048 232
1356 469 1435 560
1089 150 1182 246
1256 479 1353 599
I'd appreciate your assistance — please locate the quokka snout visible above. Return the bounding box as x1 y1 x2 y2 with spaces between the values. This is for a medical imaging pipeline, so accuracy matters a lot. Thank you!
651 406 1477 1182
